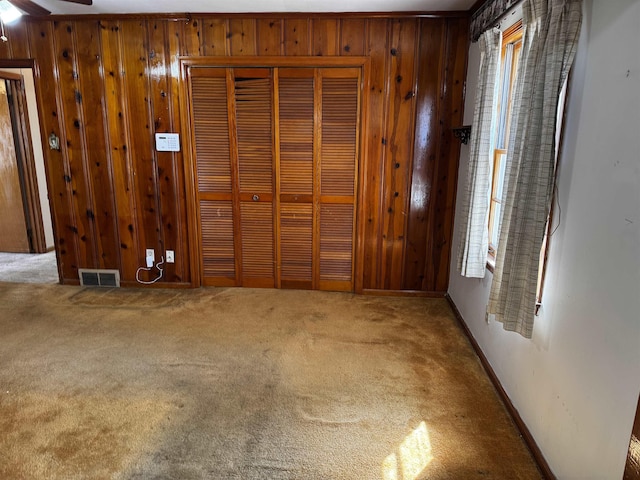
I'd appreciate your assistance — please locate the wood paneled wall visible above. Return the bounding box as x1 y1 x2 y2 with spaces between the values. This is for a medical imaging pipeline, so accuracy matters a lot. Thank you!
0 14 469 292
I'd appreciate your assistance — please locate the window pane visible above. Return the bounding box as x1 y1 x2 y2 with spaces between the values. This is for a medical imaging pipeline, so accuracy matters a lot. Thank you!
495 152 508 202
491 202 502 247
488 21 523 259
496 44 514 149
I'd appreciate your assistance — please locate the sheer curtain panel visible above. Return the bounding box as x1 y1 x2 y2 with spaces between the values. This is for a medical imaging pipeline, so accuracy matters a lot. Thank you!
457 28 502 279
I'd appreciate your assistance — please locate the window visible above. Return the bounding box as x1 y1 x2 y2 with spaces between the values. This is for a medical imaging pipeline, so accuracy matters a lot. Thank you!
487 19 567 310
488 21 522 259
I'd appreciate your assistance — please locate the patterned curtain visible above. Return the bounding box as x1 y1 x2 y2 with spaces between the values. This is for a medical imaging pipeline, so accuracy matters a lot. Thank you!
457 28 502 278
488 0 582 338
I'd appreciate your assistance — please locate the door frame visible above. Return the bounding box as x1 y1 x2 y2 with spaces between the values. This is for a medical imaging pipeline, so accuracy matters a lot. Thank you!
0 67 46 253
179 56 371 291
624 393 640 479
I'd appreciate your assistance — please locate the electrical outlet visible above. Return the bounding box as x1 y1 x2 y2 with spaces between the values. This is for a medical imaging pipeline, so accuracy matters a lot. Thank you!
166 250 175 263
145 249 155 268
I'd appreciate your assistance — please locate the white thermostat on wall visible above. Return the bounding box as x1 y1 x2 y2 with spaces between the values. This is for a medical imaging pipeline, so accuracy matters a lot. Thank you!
155 133 180 152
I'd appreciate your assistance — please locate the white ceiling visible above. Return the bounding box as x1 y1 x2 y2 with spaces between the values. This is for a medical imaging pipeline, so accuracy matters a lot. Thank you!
30 0 477 15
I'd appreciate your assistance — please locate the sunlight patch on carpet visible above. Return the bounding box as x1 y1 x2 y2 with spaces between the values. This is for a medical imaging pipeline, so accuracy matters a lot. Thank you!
383 422 433 480
0 392 173 479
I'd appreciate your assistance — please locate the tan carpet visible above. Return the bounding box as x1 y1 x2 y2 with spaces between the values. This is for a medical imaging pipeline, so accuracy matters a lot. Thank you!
0 283 542 479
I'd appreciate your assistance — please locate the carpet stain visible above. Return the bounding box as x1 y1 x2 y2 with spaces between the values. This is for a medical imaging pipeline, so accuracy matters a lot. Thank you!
65 288 188 309
0 392 173 480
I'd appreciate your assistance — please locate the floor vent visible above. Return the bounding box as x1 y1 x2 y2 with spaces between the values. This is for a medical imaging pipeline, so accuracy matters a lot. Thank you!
78 269 120 287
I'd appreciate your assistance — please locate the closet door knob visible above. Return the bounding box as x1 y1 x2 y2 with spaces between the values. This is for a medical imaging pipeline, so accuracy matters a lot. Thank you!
252 194 260 201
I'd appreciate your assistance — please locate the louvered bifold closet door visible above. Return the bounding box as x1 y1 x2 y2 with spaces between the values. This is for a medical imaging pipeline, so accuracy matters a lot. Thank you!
191 66 359 291
190 69 237 286
277 69 315 289
233 69 276 288
318 69 360 291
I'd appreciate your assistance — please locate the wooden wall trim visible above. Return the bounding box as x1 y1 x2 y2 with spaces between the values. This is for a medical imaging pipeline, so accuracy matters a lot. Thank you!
6 75 47 252
444 293 556 480
363 289 444 297
354 56 371 293
181 56 369 68
120 280 193 289
179 59 195 287
24 12 471 23
0 59 35 68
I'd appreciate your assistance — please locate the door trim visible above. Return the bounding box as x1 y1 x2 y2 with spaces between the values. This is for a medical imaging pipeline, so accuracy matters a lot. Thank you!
625 394 640 479
0 72 46 253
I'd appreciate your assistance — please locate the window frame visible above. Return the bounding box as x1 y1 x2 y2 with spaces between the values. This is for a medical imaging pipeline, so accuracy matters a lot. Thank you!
487 20 522 265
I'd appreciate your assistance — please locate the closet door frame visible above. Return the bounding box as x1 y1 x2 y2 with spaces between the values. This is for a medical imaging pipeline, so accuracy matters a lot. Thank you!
180 56 370 291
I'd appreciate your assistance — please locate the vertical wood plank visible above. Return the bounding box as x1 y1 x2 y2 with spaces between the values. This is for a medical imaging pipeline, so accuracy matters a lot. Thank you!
149 19 184 282
120 19 163 279
380 18 418 290
6 21 31 59
99 20 139 281
428 17 469 292
283 18 310 56
362 18 389 290
168 18 185 56
201 18 227 56
403 19 446 290
0 25 10 58
182 18 202 56
75 21 119 270
167 20 191 283
257 18 283 56
28 22 74 280
229 19 257 56
53 20 97 270
311 19 338 56
339 19 366 56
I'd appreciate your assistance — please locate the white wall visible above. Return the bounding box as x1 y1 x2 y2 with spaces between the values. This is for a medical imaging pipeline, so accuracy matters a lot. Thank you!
0 68 54 250
448 1 640 478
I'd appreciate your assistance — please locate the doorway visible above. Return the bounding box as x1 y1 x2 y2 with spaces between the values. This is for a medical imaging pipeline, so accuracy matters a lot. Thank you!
0 66 58 283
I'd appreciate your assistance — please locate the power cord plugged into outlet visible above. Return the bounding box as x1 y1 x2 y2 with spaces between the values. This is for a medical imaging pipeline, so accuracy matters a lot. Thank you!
136 256 165 285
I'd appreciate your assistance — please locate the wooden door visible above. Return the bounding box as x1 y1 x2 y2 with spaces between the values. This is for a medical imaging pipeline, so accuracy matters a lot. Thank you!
232 68 275 288
0 79 29 253
277 68 315 289
190 65 360 292
191 68 236 286
317 68 360 292
191 67 276 288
